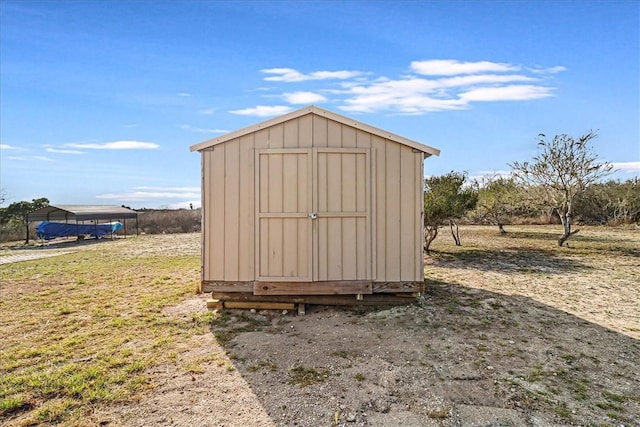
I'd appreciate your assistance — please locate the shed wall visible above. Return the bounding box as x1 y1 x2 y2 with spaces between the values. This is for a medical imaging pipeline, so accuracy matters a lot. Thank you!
201 114 424 284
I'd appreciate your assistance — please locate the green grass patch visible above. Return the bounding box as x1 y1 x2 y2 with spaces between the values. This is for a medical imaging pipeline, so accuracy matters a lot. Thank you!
288 365 330 387
0 237 202 424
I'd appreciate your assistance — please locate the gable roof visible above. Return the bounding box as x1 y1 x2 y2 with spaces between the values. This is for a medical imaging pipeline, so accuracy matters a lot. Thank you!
27 204 138 222
189 105 440 157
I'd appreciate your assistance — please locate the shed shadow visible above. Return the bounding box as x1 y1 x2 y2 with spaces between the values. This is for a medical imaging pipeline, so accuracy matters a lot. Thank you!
429 247 589 274
208 281 639 426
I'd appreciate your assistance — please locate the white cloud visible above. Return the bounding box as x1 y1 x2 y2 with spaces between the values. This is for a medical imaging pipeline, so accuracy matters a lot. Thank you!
7 155 55 162
244 59 564 115
437 74 537 88
460 85 555 101
199 108 216 115
179 124 228 134
410 59 520 76
611 161 640 173
529 65 567 75
0 144 21 150
283 91 327 104
45 147 86 154
135 186 200 192
66 141 160 150
96 186 200 202
261 68 362 82
229 105 293 117
96 189 200 201
176 92 192 97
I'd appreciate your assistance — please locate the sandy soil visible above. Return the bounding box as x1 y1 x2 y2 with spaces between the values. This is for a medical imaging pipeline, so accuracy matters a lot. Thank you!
5 228 637 426
102 226 639 426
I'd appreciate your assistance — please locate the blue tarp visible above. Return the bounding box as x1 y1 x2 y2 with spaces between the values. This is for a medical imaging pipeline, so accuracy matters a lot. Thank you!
36 221 123 240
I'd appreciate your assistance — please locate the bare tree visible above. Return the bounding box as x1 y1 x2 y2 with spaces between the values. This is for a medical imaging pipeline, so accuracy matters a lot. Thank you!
511 131 612 246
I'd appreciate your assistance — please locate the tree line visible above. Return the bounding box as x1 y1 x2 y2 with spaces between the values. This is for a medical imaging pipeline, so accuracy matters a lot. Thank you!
424 131 639 252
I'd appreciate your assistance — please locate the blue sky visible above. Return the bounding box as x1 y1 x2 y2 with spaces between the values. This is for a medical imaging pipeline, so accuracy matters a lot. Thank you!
1 0 638 209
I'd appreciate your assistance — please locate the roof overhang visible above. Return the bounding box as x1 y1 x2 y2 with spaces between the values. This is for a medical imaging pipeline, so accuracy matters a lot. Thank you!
26 205 139 222
189 105 441 158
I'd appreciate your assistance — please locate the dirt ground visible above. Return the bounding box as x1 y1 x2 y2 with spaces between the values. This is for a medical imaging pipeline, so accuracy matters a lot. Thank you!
3 227 639 426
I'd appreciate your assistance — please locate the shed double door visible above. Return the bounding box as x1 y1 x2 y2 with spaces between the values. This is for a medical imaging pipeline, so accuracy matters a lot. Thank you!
256 148 370 282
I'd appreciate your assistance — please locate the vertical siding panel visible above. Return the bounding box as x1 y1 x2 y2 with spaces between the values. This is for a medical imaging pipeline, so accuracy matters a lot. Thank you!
269 123 284 148
327 119 342 147
356 153 367 279
259 155 269 213
317 220 327 280
356 130 371 149
372 135 386 280
317 153 328 213
254 129 270 149
282 153 298 276
224 139 240 281
342 153 357 280
210 145 226 279
327 153 342 212
283 119 298 148
297 218 308 277
268 219 283 277
298 153 310 278
268 154 283 277
416 154 424 282
313 116 328 147
282 218 297 277
238 134 254 281
385 141 401 281
327 218 342 279
342 125 356 148
268 154 283 213
298 115 313 148
357 130 373 280
259 218 269 277
400 146 415 281
283 154 298 213
327 153 342 279
342 217 356 280
202 150 211 280
254 128 270 279
317 153 328 280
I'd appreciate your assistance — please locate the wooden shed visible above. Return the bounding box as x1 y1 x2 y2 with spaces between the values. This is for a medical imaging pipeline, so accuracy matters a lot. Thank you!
190 106 440 306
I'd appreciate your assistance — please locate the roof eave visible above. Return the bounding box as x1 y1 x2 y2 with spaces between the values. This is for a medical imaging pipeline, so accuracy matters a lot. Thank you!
189 105 440 156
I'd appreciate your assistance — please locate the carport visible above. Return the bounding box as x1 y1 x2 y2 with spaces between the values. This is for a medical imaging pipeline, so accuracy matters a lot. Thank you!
25 204 139 243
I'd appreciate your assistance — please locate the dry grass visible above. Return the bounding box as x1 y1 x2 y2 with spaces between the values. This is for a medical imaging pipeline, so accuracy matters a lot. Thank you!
0 234 203 426
426 225 640 339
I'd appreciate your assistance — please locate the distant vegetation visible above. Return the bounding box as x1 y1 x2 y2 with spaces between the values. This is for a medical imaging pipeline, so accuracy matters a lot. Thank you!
425 131 638 249
0 203 201 243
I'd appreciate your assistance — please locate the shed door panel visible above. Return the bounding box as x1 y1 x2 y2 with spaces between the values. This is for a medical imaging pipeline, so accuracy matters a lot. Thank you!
314 149 370 281
256 150 312 281
256 148 370 282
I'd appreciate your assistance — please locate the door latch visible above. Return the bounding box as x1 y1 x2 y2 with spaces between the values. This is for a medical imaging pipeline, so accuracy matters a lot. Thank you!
309 212 318 219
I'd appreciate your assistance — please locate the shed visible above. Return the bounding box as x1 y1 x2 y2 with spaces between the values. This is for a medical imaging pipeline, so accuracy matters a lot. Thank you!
26 204 139 243
190 106 440 305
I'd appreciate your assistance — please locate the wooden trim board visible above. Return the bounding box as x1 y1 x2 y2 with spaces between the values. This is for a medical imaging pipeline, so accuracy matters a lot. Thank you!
203 280 423 295
254 280 373 295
